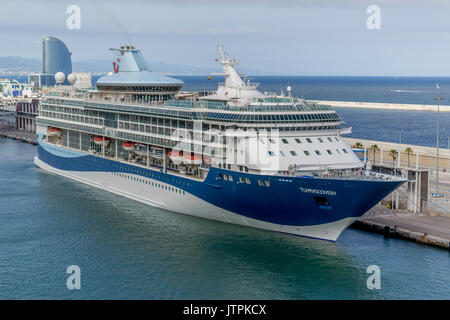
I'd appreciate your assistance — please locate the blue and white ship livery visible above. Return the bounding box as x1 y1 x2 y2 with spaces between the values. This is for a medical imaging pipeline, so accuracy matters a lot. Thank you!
34 45 405 241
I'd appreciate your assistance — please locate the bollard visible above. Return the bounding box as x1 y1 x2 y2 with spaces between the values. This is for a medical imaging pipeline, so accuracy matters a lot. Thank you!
384 226 391 238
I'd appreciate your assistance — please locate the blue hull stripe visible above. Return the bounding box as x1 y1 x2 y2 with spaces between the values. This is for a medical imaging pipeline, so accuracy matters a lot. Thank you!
37 141 404 227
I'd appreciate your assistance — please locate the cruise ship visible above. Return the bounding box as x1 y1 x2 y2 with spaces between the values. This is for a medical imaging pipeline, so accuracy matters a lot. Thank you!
34 45 406 241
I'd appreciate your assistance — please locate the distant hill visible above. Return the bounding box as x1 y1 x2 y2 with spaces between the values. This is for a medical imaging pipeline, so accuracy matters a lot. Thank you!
0 56 262 76
0 57 41 73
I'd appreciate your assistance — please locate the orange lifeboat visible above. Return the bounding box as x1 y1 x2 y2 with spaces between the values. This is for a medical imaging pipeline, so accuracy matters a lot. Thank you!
47 127 61 136
183 153 202 165
122 141 135 151
168 150 184 165
93 136 110 145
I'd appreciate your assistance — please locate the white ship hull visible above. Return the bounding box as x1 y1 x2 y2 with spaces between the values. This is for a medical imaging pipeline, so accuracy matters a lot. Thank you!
34 155 356 241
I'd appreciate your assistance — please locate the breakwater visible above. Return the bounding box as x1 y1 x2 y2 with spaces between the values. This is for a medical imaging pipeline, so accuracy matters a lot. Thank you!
314 100 450 112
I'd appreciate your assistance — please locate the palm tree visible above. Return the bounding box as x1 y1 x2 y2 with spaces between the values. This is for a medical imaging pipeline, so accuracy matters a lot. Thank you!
389 149 398 165
370 144 379 163
353 142 363 149
405 147 413 168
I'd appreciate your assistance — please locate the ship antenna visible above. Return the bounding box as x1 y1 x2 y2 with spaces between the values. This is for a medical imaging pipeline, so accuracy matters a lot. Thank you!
217 43 225 61
96 5 133 46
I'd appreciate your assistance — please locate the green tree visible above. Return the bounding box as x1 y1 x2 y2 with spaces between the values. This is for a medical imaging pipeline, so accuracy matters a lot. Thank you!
389 149 398 165
370 144 379 163
353 142 363 149
405 147 413 168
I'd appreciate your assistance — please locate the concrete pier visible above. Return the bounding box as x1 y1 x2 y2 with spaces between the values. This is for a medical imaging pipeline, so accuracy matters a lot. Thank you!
353 207 450 250
312 100 450 112
0 128 37 145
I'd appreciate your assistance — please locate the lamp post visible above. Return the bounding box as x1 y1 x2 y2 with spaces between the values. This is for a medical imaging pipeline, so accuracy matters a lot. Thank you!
434 97 443 196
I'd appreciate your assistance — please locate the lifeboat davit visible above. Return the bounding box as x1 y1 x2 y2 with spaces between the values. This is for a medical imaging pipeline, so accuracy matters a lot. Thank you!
184 153 202 165
168 150 184 165
47 127 61 136
134 144 148 156
149 146 164 159
122 141 135 151
93 136 110 145
202 155 212 165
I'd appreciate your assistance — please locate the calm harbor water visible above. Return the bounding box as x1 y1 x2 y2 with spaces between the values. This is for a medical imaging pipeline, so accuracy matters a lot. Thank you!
1 76 450 299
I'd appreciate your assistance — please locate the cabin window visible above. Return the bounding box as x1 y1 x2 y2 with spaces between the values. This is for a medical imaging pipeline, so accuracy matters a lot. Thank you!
264 180 271 187
327 150 332 155
327 137 333 142
304 151 310 156
306 138 312 143
280 151 285 156
342 149 348 154
315 150 321 155
290 151 297 156
268 151 275 156
318 138 323 143
258 179 264 186
239 177 244 183
282 139 289 144
295 138 301 144
245 178 251 184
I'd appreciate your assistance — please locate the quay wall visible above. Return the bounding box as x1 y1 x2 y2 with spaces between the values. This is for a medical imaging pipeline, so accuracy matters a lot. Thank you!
313 100 450 112
344 137 450 171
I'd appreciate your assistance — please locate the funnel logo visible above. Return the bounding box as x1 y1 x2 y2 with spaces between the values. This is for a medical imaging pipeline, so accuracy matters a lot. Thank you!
113 58 120 73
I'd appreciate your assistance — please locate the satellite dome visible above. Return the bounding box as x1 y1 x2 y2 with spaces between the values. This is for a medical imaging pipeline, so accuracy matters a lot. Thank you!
55 72 65 85
67 73 77 85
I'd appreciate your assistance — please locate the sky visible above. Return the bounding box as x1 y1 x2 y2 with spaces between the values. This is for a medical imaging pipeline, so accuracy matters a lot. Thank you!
1 0 450 76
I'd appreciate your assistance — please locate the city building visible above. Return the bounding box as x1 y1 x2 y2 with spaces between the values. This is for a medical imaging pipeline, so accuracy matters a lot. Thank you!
0 79 34 98
28 36 72 87
16 98 39 132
